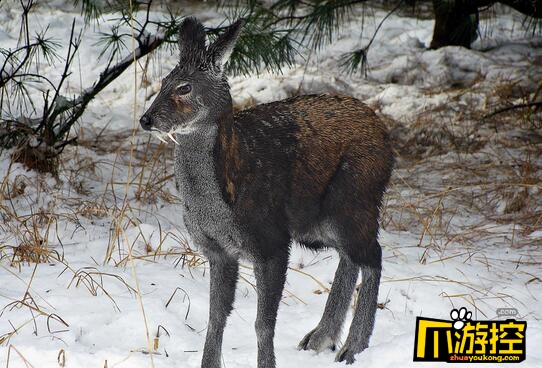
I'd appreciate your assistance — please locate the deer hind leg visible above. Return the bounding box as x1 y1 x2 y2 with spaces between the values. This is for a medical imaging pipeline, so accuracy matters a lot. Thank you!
298 254 359 352
336 240 382 364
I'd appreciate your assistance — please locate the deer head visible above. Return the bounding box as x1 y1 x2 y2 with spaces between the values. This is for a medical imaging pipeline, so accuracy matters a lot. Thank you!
140 18 244 143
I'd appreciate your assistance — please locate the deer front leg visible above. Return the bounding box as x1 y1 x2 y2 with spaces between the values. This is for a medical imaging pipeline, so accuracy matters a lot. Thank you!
201 251 239 368
253 255 288 368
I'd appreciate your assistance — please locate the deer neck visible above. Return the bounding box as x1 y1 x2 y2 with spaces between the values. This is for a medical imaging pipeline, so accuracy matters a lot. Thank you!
173 115 247 255
173 110 235 202
173 122 219 195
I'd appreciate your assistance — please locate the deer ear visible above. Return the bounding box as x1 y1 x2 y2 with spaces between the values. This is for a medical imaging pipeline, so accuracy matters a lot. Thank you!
178 17 207 60
207 19 245 70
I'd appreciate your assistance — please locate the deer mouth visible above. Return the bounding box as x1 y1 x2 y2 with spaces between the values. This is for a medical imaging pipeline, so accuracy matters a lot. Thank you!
152 130 180 145
152 123 199 145
151 107 209 144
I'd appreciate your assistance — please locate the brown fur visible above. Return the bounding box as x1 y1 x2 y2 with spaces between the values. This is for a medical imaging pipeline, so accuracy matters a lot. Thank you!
172 97 194 114
215 94 392 245
217 115 245 204
290 95 388 202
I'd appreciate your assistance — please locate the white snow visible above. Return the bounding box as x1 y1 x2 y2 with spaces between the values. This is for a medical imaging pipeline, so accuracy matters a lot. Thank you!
1 2 541 368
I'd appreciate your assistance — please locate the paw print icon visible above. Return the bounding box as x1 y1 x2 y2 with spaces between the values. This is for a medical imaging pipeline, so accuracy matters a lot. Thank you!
450 307 472 330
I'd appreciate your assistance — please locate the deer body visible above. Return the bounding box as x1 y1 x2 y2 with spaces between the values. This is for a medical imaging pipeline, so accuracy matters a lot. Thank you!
140 18 393 368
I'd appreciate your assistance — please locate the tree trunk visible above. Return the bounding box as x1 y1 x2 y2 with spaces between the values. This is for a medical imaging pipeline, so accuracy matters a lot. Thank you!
430 0 542 49
430 0 480 49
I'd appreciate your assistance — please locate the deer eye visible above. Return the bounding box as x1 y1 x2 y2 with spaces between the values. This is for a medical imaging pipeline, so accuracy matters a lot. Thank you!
176 83 192 95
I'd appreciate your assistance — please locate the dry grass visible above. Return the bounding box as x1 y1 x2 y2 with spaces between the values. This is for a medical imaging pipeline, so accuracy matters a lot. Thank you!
4 345 36 367
381 79 542 254
0 119 204 356
0 181 65 267
0 47 540 366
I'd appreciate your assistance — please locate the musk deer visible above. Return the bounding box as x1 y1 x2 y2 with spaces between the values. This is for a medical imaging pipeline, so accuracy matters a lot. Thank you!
140 17 393 368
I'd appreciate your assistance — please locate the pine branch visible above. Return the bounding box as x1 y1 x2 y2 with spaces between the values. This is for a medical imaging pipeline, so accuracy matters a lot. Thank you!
73 0 103 23
49 31 166 142
39 19 82 142
340 0 405 75
484 101 542 118
210 4 300 75
0 0 34 88
2 0 171 158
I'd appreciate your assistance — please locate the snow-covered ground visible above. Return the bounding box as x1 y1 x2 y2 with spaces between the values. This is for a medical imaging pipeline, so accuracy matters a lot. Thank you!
1 2 541 368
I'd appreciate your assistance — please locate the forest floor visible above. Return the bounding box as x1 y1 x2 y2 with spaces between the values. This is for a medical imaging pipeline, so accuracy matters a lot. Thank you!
1 2 541 368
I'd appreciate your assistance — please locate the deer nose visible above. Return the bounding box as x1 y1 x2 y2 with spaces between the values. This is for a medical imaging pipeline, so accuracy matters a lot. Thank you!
140 114 153 131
